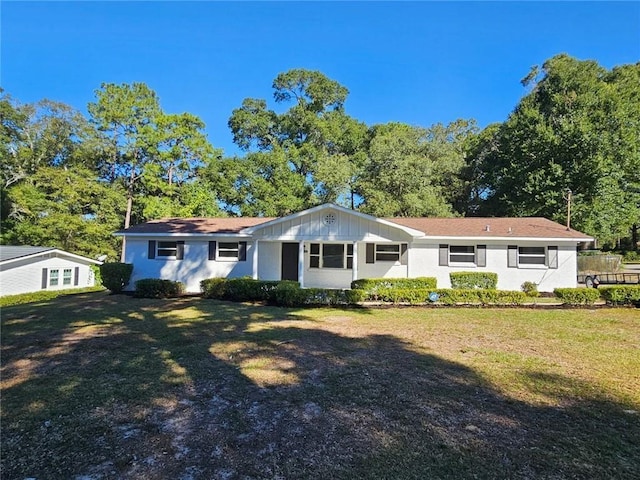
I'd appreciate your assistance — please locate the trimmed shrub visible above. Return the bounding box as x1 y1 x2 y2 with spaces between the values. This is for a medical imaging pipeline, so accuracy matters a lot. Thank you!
598 286 640 306
351 277 437 300
100 262 133 293
200 278 227 299
521 281 539 297
366 288 526 306
272 281 309 307
435 289 526 306
134 279 184 298
224 278 284 302
554 288 601 306
450 272 498 290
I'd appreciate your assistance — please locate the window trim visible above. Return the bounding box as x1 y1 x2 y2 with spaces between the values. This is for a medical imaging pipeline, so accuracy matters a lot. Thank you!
518 246 547 266
49 269 59 286
449 245 476 265
375 244 401 262
309 242 353 270
148 240 184 260
217 241 240 261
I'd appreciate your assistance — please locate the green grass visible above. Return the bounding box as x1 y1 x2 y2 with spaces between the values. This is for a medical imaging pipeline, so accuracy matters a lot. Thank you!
0 285 105 307
2 292 639 479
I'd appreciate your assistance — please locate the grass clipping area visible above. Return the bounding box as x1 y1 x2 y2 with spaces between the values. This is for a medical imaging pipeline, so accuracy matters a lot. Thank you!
2 292 639 479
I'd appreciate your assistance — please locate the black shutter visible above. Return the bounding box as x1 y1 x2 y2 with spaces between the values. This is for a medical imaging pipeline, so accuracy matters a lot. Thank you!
400 243 408 265
439 245 449 266
42 268 48 289
477 245 486 267
239 241 247 261
548 246 558 269
176 241 185 260
74 266 80 286
208 241 217 260
508 245 517 268
366 243 375 264
148 240 156 259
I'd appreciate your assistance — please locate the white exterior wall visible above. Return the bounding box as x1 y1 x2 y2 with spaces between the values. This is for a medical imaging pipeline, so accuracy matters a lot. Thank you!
408 241 578 291
125 238 254 293
0 254 96 296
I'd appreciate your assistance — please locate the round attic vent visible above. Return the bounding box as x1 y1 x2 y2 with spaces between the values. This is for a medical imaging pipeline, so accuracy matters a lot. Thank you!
323 213 337 226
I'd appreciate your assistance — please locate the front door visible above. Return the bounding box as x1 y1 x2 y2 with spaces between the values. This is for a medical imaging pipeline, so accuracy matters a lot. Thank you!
281 242 299 281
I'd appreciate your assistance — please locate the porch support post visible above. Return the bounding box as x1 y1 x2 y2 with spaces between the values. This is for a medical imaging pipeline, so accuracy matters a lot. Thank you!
298 241 305 288
352 241 358 284
252 240 259 280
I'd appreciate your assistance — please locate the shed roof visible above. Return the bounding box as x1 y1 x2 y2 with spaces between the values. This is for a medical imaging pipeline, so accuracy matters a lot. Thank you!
0 246 55 262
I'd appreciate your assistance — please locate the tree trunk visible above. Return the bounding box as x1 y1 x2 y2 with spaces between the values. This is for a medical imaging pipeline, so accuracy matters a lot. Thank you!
632 223 638 251
120 167 135 262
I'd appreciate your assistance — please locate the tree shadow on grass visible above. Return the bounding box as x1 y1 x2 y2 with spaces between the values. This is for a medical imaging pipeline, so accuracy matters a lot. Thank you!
1 293 639 479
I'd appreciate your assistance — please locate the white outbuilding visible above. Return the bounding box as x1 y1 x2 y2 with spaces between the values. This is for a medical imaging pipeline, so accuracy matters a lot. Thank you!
0 246 102 296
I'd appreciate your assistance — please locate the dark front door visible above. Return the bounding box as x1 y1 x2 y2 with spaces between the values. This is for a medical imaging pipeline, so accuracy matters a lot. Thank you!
281 242 299 281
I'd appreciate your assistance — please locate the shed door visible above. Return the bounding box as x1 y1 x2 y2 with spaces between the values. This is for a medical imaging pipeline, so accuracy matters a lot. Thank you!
281 243 299 282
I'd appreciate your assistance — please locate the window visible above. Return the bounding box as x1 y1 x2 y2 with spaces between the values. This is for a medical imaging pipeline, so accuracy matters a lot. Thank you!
450 245 475 263
218 242 240 260
518 246 546 265
63 269 72 286
157 241 178 257
49 269 59 286
309 243 353 269
148 240 184 260
376 244 400 262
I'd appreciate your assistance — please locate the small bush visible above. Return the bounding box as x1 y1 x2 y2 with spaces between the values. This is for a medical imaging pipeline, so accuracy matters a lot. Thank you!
200 278 227 299
271 281 309 307
436 289 527 306
450 272 498 290
622 251 640 262
351 277 437 301
521 281 539 297
598 286 640 306
554 288 601 306
134 279 184 298
100 262 133 293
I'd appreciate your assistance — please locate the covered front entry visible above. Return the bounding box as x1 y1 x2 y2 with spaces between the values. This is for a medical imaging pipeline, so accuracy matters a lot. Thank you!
281 242 299 281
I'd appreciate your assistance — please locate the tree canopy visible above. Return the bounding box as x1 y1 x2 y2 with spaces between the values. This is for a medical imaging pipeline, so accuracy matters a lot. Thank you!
1 55 639 259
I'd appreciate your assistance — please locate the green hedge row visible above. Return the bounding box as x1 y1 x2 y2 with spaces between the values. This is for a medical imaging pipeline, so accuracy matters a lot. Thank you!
200 277 357 307
598 286 640 305
553 288 601 305
350 277 437 300
134 279 185 298
450 272 498 290
372 288 527 305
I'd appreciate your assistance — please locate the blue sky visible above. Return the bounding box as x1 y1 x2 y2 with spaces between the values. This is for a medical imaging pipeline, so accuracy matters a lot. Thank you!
3 1 639 156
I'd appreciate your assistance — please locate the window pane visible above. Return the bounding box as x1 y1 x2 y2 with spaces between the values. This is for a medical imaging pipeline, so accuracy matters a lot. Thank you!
347 244 353 255
50 269 59 286
63 269 72 285
519 247 545 255
219 242 238 250
158 241 177 249
450 245 474 254
376 253 400 262
376 244 400 253
157 241 177 257
346 257 353 269
323 244 344 268
519 256 546 265
310 256 320 268
450 254 476 263
310 243 320 255
219 250 239 258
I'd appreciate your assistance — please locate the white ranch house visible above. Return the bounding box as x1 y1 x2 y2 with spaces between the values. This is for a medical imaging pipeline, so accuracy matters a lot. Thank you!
0 246 101 296
116 203 592 293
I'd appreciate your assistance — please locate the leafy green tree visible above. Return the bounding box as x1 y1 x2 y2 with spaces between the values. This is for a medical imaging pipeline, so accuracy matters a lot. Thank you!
227 69 368 209
476 54 640 246
2 165 124 259
357 120 477 217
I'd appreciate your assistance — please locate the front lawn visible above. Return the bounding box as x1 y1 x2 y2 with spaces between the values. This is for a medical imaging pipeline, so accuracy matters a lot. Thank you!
2 292 639 479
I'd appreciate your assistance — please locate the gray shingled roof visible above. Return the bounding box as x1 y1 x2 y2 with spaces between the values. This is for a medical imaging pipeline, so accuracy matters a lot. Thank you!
0 246 55 263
